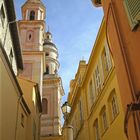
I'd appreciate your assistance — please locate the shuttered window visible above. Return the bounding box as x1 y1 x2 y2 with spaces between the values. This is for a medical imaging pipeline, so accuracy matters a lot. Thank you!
93 0 102 7
124 0 140 30
95 0 101 4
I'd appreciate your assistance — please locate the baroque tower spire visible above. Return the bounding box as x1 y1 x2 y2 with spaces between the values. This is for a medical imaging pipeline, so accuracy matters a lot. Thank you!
41 28 64 136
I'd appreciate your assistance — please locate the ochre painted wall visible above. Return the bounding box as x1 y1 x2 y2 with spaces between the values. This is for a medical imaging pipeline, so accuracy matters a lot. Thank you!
92 1 140 139
0 57 20 140
68 19 127 140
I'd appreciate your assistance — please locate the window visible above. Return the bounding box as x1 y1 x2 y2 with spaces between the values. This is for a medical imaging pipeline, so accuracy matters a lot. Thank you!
94 119 100 140
102 111 107 130
105 43 112 71
42 98 48 114
100 107 108 132
111 95 118 118
45 52 49 56
79 100 83 124
47 35 50 39
26 31 34 42
29 34 32 40
45 65 49 74
21 113 24 127
9 49 13 65
96 0 101 4
30 10 35 20
101 44 112 78
95 66 101 94
108 89 119 120
89 80 94 104
0 4 5 27
94 0 101 5
101 48 108 78
124 0 140 30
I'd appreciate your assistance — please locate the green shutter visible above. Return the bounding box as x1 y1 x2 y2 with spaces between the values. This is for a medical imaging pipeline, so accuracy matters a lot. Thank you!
124 0 140 30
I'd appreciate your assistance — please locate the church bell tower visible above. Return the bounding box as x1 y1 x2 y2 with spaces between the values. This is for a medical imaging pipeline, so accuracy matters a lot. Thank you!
18 0 64 137
41 30 64 136
18 0 46 94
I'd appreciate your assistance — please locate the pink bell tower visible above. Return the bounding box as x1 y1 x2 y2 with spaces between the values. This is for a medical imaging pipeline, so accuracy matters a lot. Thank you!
41 30 64 136
18 0 46 94
18 0 64 137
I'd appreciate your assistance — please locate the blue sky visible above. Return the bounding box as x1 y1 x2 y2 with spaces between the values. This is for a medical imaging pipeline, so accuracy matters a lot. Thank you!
14 0 103 102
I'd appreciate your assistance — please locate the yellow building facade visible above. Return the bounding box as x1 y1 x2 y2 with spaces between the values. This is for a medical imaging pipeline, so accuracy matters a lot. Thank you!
68 19 127 140
17 77 42 140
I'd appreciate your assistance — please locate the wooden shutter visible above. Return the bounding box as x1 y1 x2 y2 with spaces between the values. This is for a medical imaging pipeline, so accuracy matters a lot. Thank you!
124 0 140 30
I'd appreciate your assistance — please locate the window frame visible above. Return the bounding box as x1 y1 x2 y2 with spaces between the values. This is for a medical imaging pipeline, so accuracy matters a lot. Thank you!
108 89 119 121
89 80 94 104
45 65 49 74
111 94 119 119
100 107 108 133
30 10 35 20
42 98 48 114
0 4 5 27
95 65 101 94
9 48 13 65
93 119 100 140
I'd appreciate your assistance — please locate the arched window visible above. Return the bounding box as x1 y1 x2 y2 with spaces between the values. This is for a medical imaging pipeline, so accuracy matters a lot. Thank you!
100 106 108 133
29 34 32 40
9 49 13 65
30 10 35 20
46 65 49 74
93 119 100 140
26 30 34 43
108 89 119 120
42 98 48 114
45 52 49 56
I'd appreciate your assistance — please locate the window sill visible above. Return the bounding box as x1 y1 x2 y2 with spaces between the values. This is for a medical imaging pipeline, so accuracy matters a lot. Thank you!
110 112 120 125
101 126 109 137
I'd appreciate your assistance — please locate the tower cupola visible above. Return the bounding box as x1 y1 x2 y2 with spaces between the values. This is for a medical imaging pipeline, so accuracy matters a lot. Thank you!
43 31 59 75
44 31 53 43
22 0 46 20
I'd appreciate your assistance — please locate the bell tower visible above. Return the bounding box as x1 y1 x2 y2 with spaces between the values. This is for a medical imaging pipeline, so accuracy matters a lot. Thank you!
41 30 64 136
19 0 46 51
18 0 64 138
18 0 46 95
